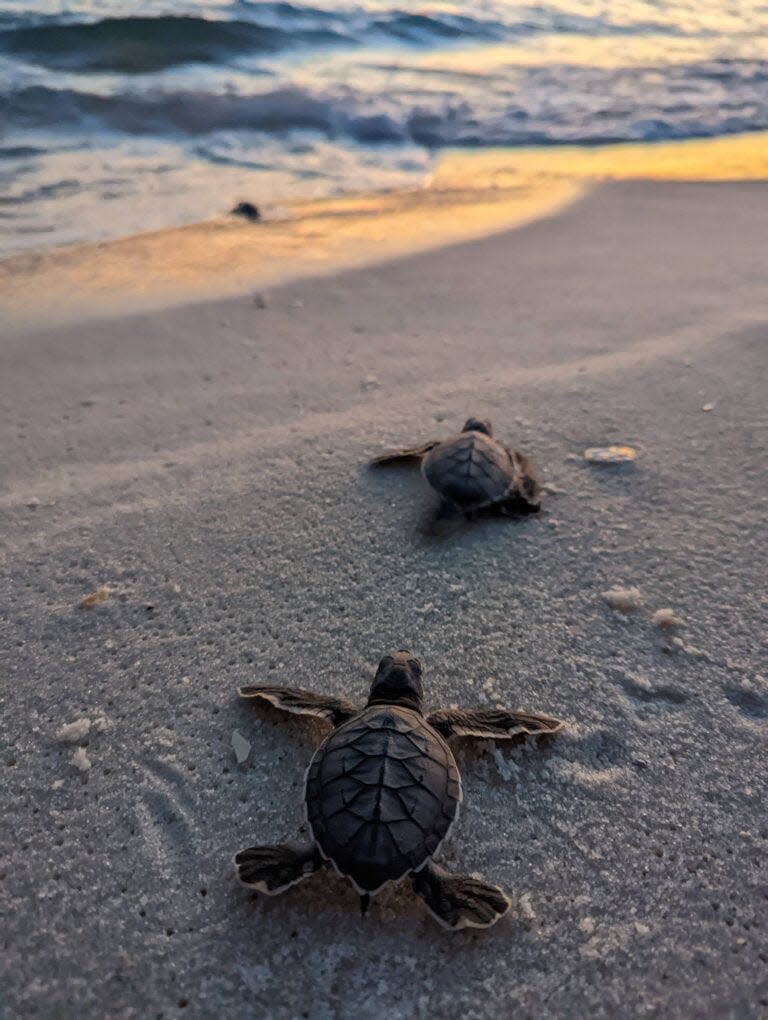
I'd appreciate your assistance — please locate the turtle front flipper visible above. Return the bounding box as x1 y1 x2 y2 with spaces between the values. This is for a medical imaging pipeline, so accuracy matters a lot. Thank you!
427 707 564 741
412 862 510 930
238 686 358 726
234 843 323 894
370 441 439 466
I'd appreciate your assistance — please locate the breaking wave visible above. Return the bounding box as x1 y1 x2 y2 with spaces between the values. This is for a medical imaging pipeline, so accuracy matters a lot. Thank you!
6 59 768 148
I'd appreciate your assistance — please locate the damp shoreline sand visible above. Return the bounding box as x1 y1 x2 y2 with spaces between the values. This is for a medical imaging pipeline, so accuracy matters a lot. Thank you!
2 138 767 1017
3 131 768 334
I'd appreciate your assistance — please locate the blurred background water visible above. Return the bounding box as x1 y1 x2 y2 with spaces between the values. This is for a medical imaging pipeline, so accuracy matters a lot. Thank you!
2 0 768 254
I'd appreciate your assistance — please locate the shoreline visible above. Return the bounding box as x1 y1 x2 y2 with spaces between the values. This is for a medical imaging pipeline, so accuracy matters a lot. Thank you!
3 131 768 333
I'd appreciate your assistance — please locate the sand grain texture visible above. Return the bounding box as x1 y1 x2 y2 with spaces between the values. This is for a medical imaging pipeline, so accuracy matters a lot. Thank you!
1 180 767 1019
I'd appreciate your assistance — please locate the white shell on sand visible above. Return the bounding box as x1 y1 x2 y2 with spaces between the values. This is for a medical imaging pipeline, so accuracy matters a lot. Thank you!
601 586 643 612
56 715 109 743
231 730 251 764
57 718 92 744
71 747 92 772
651 608 684 629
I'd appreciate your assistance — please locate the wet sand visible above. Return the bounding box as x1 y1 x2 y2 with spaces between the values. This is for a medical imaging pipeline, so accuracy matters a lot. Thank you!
1 167 767 1017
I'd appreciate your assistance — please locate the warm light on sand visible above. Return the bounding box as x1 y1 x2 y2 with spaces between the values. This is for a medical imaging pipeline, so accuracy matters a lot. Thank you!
2 132 767 332
433 133 768 189
0 179 585 331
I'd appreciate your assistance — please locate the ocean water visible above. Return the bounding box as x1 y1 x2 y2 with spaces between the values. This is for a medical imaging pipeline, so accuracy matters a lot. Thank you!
2 0 768 254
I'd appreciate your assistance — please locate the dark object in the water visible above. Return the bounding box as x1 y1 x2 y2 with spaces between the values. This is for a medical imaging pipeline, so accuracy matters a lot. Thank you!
372 417 541 518
233 650 564 929
231 202 260 222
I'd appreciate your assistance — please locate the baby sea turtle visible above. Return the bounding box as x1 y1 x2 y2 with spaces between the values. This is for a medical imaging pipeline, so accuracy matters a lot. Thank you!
234 650 564 930
231 201 260 222
372 417 541 517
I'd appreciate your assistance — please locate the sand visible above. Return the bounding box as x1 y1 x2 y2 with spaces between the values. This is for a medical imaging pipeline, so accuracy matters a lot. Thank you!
1 165 767 1018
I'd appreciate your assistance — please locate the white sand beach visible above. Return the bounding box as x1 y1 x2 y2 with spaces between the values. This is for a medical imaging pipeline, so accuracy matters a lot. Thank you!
1 139 767 1017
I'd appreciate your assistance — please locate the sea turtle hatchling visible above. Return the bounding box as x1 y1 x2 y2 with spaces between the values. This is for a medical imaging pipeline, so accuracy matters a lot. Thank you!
372 417 541 518
234 650 564 930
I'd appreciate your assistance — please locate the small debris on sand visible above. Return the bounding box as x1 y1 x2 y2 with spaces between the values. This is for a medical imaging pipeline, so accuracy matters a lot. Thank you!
670 636 708 658
231 730 251 765
231 202 260 222
584 445 637 464
253 293 267 309
601 586 643 612
651 608 684 629
57 718 92 744
491 746 518 782
52 779 65 790
702 402 716 412
72 747 92 772
516 893 536 925
56 714 109 744
79 586 109 609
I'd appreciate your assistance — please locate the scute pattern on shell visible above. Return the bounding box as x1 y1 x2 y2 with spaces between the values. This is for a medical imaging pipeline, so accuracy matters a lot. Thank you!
421 431 515 509
305 706 461 893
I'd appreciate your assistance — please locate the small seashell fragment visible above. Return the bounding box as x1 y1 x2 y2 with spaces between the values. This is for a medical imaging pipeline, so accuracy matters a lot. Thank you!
57 718 91 744
601 586 643 612
72 747 92 772
79 586 109 609
651 608 684 629
232 730 251 765
584 445 637 464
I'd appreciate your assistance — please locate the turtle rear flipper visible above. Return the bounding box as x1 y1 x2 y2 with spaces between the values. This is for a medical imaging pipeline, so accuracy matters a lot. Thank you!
234 843 322 894
412 861 510 930
501 448 541 514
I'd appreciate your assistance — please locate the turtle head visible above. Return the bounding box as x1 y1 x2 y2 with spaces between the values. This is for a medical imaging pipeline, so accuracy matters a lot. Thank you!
367 650 424 712
462 417 492 436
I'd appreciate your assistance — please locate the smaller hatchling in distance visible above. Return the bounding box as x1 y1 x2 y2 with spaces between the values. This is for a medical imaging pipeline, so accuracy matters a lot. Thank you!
372 417 541 517
234 651 564 930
